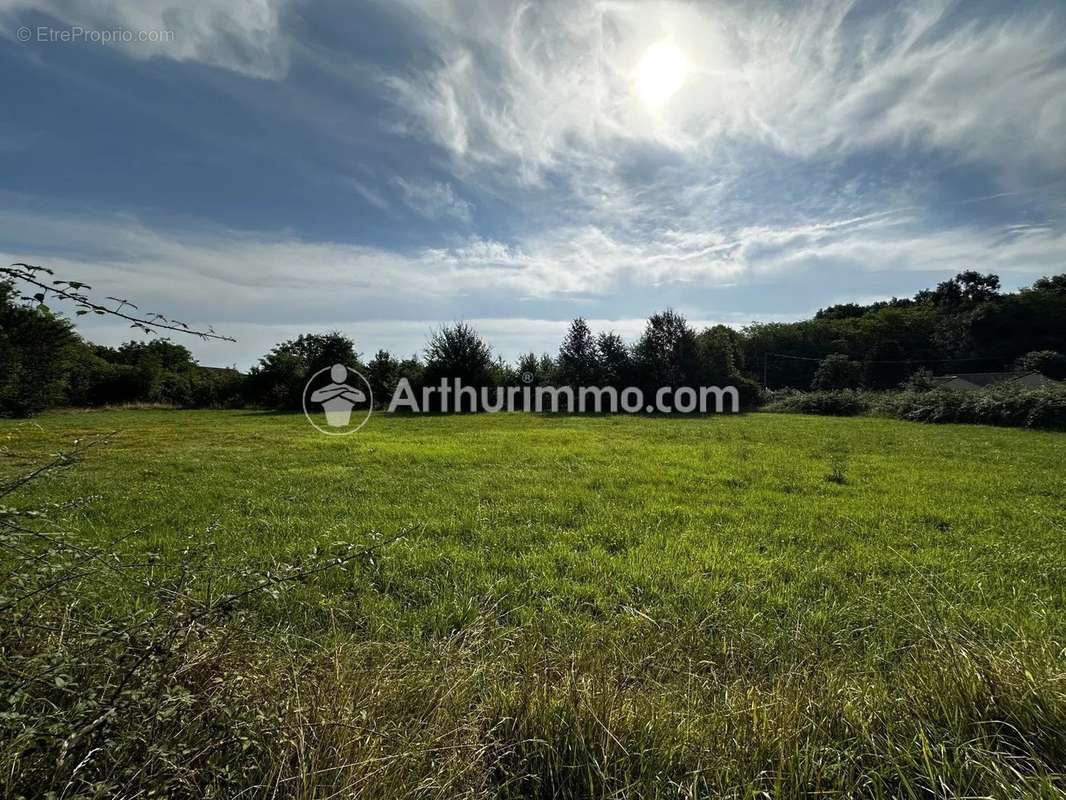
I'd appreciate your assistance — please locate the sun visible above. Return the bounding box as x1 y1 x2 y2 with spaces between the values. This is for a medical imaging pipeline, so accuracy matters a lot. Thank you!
636 41 688 108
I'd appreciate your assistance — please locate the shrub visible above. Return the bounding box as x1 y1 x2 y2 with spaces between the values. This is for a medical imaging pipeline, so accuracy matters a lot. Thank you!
765 389 871 417
1017 350 1066 380
889 385 1066 430
189 368 246 408
774 385 1066 431
727 373 765 410
900 367 937 392
1027 389 1066 430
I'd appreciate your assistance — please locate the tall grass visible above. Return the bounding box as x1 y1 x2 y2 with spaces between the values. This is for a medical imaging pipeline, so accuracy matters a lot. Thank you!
1 411 1064 797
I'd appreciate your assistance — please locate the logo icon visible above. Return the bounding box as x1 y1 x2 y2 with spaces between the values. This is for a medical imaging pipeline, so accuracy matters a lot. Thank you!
302 363 373 435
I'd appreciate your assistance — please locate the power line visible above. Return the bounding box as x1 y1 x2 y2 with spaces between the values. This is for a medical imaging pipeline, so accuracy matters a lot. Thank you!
765 352 1004 365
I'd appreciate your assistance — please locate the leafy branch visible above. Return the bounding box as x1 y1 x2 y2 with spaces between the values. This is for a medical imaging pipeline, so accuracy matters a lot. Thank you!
2 262 235 342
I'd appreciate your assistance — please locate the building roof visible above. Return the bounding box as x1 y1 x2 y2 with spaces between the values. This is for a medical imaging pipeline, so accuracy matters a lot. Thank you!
932 371 1055 388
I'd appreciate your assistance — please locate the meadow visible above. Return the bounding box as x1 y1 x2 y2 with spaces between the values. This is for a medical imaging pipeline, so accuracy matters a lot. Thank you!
2 409 1065 798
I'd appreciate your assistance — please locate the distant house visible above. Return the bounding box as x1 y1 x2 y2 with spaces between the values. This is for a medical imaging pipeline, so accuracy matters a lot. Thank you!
931 371 1059 391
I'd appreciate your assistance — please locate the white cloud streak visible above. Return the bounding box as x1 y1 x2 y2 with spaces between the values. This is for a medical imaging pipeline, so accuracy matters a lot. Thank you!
386 0 1066 179
1 208 1062 362
392 177 473 223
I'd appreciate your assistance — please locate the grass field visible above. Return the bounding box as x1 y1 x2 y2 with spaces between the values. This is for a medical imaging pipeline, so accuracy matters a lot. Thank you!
3 409 1065 798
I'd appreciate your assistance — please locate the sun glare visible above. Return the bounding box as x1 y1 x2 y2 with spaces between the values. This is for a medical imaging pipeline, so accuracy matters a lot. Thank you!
636 41 688 108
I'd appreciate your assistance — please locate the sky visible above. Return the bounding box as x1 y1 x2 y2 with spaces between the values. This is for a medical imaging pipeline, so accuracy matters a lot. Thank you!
1 0 1065 368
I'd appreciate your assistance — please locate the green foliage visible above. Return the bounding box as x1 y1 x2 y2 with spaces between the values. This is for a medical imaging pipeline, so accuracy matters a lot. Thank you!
595 331 633 387
1 275 239 413
890 385 1066 430
0 281 78 417
1031 274 1066 295
423 322 495 387
557 317 600 386
516 351 557 385
747 272 1066 390
901 367 937 392
930 269 1001 309
766 389 872 416
1017 349 1066 380
633 309 701 389
60 340 242 409
246 331 359 410
8 269 1066 417
365 349 400 407
812 353 864 390
769 384 1066 431
695 324 740 381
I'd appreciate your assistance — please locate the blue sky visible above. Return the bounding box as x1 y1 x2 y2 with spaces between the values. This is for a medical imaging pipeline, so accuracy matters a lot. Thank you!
1 0 1065 368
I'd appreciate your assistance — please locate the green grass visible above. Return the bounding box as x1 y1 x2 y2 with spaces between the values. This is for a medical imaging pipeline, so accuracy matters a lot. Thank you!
2 409 1065 797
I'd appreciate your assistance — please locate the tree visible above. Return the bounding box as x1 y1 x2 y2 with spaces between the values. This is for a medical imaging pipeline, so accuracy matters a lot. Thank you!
366 350 400 407
557 318 600 386
516 352 556 385
596 332 632 388
397 355 425 389
815 303 868 321
1017 350 1066 380
423 322 494 387
812 354 864 390
695 325 742 384
114 340 196 373
0 281 78 416
0 264 231 415
247 331 360 409
633 310 700 389
1029 274 1066 296
931 271 1001 308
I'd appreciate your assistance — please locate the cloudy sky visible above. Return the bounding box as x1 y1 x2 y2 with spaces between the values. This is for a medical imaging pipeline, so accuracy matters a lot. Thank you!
2 0 1065 367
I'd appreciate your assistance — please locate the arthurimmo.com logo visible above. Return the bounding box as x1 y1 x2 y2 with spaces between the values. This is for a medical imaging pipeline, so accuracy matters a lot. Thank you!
302 368 739 435
302 364 374 436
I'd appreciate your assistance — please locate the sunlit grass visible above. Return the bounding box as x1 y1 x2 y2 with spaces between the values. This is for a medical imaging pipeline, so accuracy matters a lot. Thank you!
2 409 1064 797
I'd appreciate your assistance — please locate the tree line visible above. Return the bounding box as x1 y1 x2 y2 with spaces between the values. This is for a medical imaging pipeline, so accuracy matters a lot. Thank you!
2 270 1065 417
747 271 1066 390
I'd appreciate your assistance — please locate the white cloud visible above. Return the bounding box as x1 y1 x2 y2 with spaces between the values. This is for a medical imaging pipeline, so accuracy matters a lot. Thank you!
392 177 473 223
2 207 1062 354
386 0 1066 181
0 0 290 78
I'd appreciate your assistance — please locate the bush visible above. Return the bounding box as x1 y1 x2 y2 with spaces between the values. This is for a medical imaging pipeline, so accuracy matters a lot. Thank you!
771 384 1066 431
1027 390 1066 430
189 368 246 408
727 373 765 410
1017 350 1066 380
900 367 936 392
764 389 871 417
892 385 1066 430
